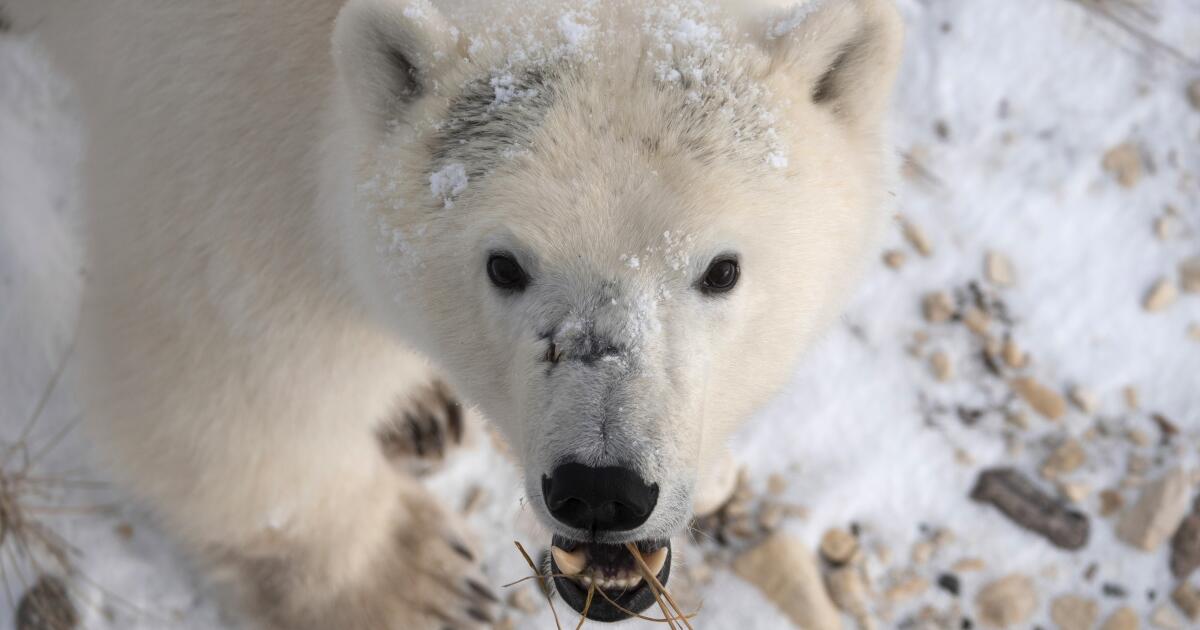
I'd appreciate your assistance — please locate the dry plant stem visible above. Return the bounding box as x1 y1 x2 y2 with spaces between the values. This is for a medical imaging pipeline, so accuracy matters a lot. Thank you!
625 543 693 630
514 541 563 630
590 587 699 624
574 582 595 630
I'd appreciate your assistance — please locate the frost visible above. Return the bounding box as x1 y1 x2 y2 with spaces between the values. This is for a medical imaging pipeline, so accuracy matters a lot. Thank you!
767 151 789 169
490 73 539 107
768 1 823 39
429 163 468 209
621 254 641 269
557 12 592 48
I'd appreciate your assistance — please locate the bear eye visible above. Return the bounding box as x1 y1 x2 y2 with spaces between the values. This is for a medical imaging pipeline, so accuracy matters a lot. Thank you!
700 256 740 294
487 253 529 291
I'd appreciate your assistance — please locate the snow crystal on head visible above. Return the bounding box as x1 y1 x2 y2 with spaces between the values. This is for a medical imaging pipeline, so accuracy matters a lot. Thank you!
767 1 824 39
557 11 593 49
429 163 468 209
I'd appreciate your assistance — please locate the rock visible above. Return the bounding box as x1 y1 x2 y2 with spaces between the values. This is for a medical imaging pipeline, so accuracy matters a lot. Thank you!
16 576 77 630
1189 79 1200 111
1170 508 1200 579
766 473 787 496
1100 489 1125 517
820 528 859 565
1116 468 1194 552
1002 338 1027 369
1144 278 1178 312
883 249 907 270
1011 377 1067 420
758 502 784 532
902 217 934 257
936 573 961 596
1180 256 1200 294
970 467 1090 550
1050 595 1098 630
930 351 953 382
1068 386 1097 414
1041 438 1086 478
826 566 873 629
1127 429 1152 448
1101 606 1139 630
1171 582 1200 622
985 251 1016 287
885 572 929 603
923 291 955 323
1058 480 1091 504
733 533 842 630
962 307 991 336
1150 604 1183 629
911 541 934 565
506 587 538 614
1102 142 1142 188
975 574 1037 628
952 557 986 573
692 452 739 517
1124 385 1140 410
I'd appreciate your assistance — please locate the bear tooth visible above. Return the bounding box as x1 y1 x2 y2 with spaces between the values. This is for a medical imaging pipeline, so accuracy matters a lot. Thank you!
551 546 587 576
644 547 668 576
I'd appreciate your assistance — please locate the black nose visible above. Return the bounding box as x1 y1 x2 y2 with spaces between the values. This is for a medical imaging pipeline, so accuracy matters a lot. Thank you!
542 463 659 532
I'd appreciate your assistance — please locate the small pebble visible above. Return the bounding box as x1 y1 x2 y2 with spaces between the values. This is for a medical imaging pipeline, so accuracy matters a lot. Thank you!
1180 256 1200 293
930 351 953 382
1100 606 1138 630
1068 386 1097 414
819 528 859 565
1144 278 1178 312
1011 377 1067 420
923 291 955 323
1102 142 1142 188
985 251 1016 287
937 573 961 596
883 249 907 269
902 217 934 257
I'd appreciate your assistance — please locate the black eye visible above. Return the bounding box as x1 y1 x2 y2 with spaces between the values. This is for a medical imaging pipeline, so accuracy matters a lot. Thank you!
487 253 528 291
700 256 739 294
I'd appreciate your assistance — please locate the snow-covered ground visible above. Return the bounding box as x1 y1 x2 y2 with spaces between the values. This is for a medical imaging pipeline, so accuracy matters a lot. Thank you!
2 1 1199 628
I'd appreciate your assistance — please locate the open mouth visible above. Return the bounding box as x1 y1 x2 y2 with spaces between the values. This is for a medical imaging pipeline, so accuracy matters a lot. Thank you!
548 535 672 622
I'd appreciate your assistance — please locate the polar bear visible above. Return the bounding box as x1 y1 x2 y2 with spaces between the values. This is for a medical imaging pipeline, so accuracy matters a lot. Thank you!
6 0 902 626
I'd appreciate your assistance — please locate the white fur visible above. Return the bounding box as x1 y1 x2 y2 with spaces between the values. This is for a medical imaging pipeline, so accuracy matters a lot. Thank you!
6 0 902 626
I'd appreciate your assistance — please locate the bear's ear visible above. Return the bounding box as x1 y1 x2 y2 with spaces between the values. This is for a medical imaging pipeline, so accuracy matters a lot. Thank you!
762 0 903 135
333 0 460 129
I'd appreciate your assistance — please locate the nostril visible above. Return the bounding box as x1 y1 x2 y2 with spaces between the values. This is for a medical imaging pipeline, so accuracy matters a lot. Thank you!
542 463 659 532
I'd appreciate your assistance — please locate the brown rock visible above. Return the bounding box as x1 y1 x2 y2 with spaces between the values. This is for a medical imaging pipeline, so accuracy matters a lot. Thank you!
911 541 935 565
975 574 1037 628
883 249 907 270
1050 595 1098 630
962 307 991 336
923 291 955 323
820 528 859 565
766 473 787 496
1150 604 1183 629
1002 338 1027 369
1189 79 1200 111
902 217 934 257
1102 142 1142 188
953 557 986 573
1068 386 1097 414
970 467 1090 550
1012 377 1066 420
506 587 538 614
826 566 873 628
758 502 785 532
986 251 1016 287
1124 385 1140 410
885 572 929 603
1116 468 1194 552
1172 582 1200 622
1180 256 1200 294
1101 606 1139 630
1144 278 1178 312
733 533 843 630
1058 480 1091 504
1170 510 1200 579
1127 429 1152 448
1100 489 1125 517
1042 438 1086 478
930 351 953 382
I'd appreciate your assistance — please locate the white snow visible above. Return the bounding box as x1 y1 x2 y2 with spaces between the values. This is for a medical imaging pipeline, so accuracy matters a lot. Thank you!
2 1 1200 629
429 162 468 208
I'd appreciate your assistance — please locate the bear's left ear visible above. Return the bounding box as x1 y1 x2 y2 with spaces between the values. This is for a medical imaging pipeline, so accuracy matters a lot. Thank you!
762 0 904 136
333 0 460 130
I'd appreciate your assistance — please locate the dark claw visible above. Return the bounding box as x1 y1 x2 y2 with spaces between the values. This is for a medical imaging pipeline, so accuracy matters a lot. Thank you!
465 578 498 603
466 606 494 624
449 540 475 562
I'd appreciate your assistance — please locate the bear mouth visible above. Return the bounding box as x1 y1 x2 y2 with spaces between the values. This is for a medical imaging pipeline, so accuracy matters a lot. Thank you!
548 535 672 622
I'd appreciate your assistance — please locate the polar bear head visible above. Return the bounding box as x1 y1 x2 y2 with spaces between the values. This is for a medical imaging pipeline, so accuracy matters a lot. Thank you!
333 0 901 620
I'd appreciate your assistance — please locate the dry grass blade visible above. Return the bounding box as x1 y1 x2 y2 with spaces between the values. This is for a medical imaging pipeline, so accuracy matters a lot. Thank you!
590 586 699 624
1065 0 1199 67
626 543 695 630
574 582 595 630
513 541 563 630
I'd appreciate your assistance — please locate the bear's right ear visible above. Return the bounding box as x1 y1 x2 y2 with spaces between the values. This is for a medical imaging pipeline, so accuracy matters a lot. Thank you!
333 0 460 129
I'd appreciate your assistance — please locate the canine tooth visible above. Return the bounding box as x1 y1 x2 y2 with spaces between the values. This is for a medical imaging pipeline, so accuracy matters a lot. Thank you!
551 546 586 576
643 547 669 576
